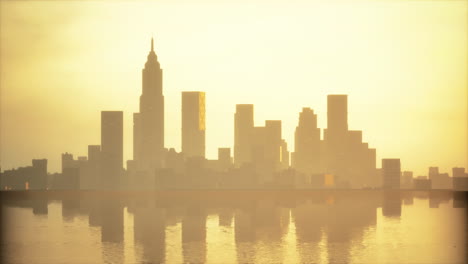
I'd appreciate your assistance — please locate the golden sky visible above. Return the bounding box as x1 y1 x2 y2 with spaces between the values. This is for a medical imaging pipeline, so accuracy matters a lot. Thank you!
1 0 467 175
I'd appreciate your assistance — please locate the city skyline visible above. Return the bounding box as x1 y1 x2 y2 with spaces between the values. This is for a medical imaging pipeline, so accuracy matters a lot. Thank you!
1 1 467 176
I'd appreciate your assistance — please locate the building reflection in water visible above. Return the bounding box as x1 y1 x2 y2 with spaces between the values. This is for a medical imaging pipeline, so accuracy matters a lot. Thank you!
1 190 465 263
132 200 166 263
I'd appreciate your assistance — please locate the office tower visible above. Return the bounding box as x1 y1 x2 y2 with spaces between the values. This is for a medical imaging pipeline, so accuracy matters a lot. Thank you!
133 113 141 162
414 176 432 189
323 95 377 188
265 120 282 169
453 167 466 178
62 153 75 172
382 159 401 189
86 145 101 189
134 38 165 172
101 111 123 189
250 120 283 183
218 148 232 171
280 139 289 170
452 167 468 190
234 104 254 167
324 95 349 183
292 108 321 174
327 95 348 131
182 91 206 158
30 159 47 190
401 171 413 189
429 167 439 179
88 145 101 163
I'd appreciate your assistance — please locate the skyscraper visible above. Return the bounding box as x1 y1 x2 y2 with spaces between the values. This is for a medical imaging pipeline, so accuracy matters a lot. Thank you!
134 38 165 172
382 159 401 189
30 159 47 190
182 91 206 158
292 107 322 174
324 95 348 179
234 104 254 167
327 95 348 132
101 111 123 189
323 95 377 188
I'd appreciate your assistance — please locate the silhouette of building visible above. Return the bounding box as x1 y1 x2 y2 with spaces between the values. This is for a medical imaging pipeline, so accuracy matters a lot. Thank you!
182 91 206 158
30 159 47 190
80 145 101 189
234 104 254 167
101 111 123 189
382 159 400 189
250 120 283 184
1 159 48 190
323 95 377 188
292 107 322 175
401 171 413 189
133 38 165 172
428 167 451 189
414 176 432 189
452 167 468 190
218 148 232 172
280 139 290 170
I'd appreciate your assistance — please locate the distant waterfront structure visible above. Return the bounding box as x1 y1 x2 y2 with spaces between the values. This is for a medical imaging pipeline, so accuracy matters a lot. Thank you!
30 159 47 190
414 176 432 190
182 91 206 158
292 107 322 175
234 104 254 167
382 159 401 189
428 166 451 189
217 148 232 171
250 120 283 183
4 39 465 191
101 111 123 189
322 95 376 188
401 171 413 189
452 167 468 190
0 159 48 190
133 38 165 172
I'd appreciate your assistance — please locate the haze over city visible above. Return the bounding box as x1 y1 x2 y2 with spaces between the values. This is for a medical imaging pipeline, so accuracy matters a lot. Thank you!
1 0 467 176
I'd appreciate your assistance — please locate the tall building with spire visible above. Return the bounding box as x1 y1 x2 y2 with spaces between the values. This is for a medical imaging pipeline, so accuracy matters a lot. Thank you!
134 38 165 172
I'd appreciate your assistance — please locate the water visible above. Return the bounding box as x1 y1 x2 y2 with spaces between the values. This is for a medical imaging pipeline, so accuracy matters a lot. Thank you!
1 191 466 263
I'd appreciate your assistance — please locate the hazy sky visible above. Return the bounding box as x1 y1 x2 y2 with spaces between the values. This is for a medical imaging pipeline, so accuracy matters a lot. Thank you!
1 0 466 175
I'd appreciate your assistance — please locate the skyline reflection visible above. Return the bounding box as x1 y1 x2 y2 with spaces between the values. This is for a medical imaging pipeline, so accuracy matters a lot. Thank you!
1 190 466 263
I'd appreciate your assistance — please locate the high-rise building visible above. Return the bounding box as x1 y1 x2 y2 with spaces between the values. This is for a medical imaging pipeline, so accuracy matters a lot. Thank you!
401 171 413 189
453 167 466 178
280 139 290 170
382 159 401 189
30 159 47 190
62 153 75 173
218 148 232 171
85 145 101 190
429 167 439 178
234 104 254 167
327 95 348 132
292 108 321 174
250 120 283 183
134 38 165 172
323 95 377 188
452 167 468 190
133 113 141 162
265 120 282 169
101 111 123 189
182 92 206 158
324 95 349 183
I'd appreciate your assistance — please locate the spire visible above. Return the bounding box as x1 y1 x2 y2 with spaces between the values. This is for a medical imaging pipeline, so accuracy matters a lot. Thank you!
151 37 154 52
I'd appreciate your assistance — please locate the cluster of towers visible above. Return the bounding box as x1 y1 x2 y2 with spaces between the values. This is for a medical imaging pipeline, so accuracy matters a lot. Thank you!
2 38 466 190
123 39 378 188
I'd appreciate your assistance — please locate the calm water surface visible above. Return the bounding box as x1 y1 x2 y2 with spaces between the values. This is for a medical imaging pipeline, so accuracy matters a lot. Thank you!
1 191 466 263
